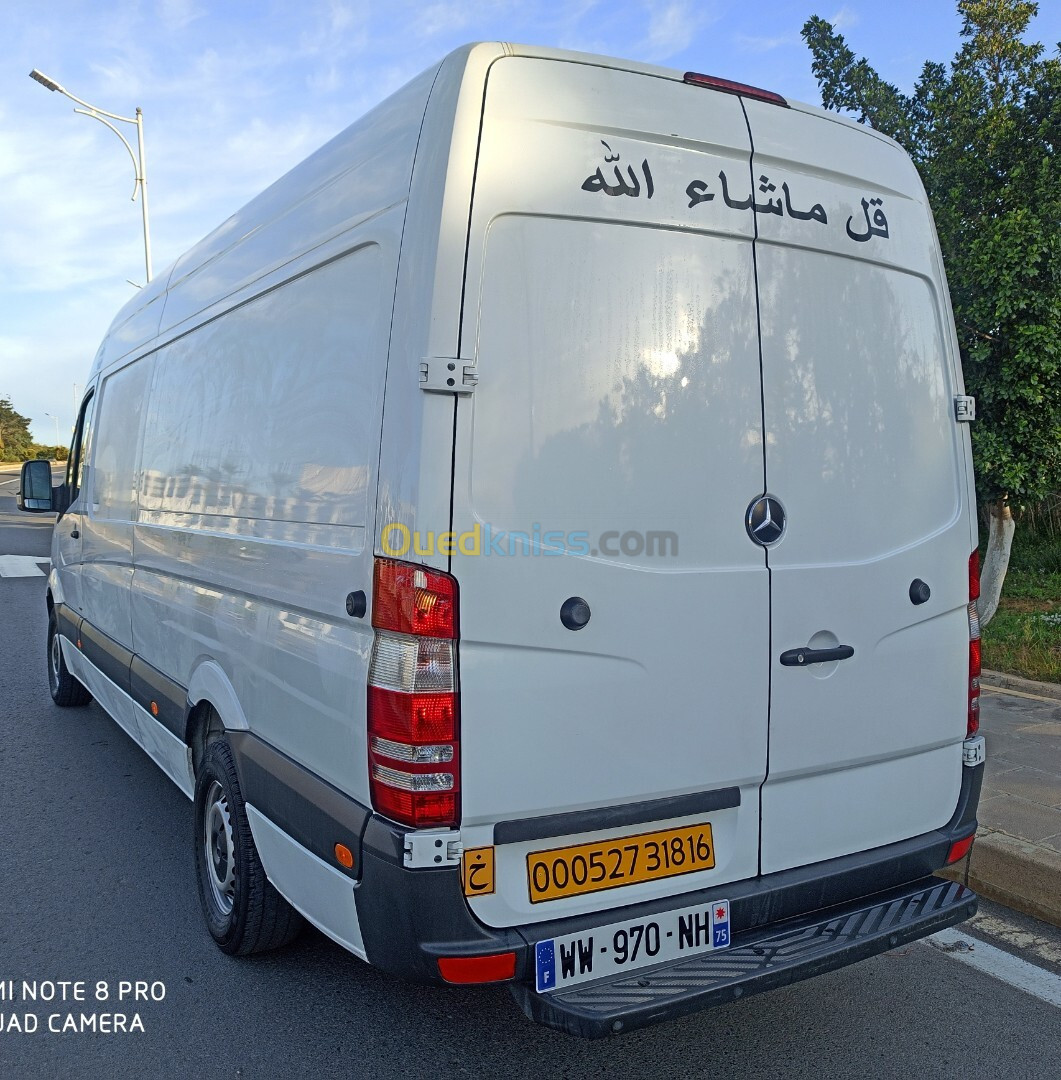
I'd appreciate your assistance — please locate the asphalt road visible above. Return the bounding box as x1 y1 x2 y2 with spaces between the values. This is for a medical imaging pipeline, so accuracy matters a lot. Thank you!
2 465 1060 1079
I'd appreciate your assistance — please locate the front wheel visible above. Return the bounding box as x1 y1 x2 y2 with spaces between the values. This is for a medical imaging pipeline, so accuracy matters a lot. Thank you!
194 738 303 955
47 609 91 707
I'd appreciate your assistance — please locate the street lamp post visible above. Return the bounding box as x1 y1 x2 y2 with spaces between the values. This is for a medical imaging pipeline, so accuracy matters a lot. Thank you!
44 412 60 449
29 68 153 283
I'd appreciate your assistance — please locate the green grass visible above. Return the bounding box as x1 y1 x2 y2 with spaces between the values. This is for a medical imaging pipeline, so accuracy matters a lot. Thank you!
981 604 1061 683
980 518 1061 683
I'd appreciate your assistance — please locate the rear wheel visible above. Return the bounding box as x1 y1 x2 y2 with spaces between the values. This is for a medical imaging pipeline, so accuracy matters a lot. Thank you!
47 609 91 707
194 737 303 954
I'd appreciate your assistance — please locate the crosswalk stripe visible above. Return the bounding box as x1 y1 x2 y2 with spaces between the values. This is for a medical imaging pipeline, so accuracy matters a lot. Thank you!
0 555 49 578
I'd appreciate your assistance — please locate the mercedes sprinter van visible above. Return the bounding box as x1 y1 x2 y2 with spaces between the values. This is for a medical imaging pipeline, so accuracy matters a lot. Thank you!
19 42 984 1037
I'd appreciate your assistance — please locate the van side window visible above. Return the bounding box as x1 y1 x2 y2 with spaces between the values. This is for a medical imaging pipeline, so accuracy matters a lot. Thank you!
66 391 97 507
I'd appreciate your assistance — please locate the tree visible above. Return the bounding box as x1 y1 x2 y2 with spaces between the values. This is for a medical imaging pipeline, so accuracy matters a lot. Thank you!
0 397 34 461
802 1 1061 624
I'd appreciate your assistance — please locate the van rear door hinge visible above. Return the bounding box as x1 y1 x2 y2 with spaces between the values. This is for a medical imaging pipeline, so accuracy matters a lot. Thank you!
420 357 477 394
954 395 975 422
962 735 986 767
403 831 463 868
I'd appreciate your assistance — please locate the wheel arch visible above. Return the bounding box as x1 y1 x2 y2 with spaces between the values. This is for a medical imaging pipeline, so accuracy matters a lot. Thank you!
46 566 64 607
185 659 250 778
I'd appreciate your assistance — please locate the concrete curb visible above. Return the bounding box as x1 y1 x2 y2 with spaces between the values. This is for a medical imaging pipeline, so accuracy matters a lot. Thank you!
939 827 1061 929
981 669 1061 701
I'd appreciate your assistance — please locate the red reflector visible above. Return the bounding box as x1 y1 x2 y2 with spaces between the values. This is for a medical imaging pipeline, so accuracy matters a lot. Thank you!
969 549 980 601
437 952 517 985
373 558 457 638
946 833 975 864
683 71 788 107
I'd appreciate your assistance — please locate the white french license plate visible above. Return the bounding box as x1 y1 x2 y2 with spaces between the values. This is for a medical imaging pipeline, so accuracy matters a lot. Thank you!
534 899 731 993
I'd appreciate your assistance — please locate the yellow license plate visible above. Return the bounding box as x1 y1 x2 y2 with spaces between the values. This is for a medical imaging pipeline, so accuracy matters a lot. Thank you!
527 822 715 903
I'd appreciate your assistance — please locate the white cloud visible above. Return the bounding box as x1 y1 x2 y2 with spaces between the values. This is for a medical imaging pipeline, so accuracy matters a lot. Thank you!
641 1 711 61
414 2 477 39
156 0 206 32
735 32 797 53
328 1 357 33
829 5 859 31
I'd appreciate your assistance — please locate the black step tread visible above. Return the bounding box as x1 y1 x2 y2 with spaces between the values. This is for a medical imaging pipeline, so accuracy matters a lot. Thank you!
511 876 976 1038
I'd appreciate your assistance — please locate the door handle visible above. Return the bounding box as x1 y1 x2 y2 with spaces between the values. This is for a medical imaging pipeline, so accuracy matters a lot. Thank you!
780 645 854 667
70 528 80 539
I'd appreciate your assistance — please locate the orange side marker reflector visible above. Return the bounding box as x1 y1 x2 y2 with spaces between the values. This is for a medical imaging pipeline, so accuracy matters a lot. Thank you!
334 844 355 870
437 952 517 985
150 701 159 716
946 834 975 864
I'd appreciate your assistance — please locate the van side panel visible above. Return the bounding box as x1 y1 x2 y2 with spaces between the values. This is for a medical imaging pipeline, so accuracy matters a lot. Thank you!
132 237 398 800
80 357 155 653
156 68 439 344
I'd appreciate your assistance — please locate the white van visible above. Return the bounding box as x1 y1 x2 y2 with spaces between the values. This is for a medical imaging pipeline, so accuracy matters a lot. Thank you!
20 42 985 1037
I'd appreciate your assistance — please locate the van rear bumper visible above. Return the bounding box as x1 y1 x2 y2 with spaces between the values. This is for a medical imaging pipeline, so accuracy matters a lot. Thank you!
512 875 976 1037
354 762 982 1030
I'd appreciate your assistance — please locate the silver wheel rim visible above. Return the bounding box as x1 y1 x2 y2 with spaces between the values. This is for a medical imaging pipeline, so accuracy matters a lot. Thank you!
204 780 236 916
50 631 61 687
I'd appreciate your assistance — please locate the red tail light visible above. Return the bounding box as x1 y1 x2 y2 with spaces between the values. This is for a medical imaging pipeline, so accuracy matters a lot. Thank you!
368 558 460 828
967 550 981 737
373 558 456 638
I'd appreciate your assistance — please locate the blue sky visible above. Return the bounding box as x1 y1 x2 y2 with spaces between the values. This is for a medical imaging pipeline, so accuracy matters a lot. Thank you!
3 0 1059 443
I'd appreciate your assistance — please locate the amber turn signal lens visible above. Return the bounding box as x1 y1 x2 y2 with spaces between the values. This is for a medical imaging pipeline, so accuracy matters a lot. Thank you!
334 843 354 870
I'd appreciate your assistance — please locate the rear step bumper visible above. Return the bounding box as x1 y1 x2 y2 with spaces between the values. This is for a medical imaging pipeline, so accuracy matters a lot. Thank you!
510 876 976 1038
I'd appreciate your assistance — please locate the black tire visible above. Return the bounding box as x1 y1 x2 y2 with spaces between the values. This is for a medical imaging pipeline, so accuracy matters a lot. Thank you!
47 608 92 707
194 738 304 955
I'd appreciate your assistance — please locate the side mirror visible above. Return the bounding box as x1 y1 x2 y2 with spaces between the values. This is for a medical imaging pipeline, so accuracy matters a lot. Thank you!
17 459 55 513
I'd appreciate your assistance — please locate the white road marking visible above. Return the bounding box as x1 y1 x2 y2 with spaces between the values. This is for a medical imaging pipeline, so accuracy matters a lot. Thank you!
927 927 1061 1008
983 685 1060 704
966 910 1061 967
0 476 21 488
0 554 48 578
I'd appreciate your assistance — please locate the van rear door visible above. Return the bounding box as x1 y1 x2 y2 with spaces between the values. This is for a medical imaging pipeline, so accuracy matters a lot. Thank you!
448 57 770 928
742 100 971 873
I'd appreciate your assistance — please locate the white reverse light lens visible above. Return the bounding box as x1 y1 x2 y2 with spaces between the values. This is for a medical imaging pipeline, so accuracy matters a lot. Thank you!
371 764 454 792
369 633 454 693
370 736 454 764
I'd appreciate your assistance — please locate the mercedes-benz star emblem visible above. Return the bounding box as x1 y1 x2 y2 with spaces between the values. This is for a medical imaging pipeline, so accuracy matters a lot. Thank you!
746 495 787 547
